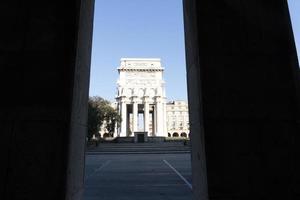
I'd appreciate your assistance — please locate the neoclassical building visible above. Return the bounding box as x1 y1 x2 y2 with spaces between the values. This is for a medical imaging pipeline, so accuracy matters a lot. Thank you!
99 100 190 138
166 101 190 137
116 58 168 137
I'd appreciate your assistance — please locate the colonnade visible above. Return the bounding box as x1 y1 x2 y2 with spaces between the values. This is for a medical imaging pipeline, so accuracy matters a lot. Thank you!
118 97 166 137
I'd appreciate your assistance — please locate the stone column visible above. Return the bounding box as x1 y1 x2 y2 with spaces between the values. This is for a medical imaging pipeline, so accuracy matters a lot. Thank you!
120 100 127 137
151 106 155 136
114 121 117 137
132 99 138 133
153 105 157 136
163 101 167 135
183 1 300 199
144 98 150 135
155 97 164 136
127 109 130 136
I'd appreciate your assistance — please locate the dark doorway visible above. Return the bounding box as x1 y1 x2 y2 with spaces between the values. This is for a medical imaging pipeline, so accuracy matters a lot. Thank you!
137 133 145 143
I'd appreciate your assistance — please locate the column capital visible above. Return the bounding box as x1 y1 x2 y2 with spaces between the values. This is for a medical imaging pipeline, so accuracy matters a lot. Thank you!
143 96 150 103
131 96 139 103
120 98 127 103
155 96 162 103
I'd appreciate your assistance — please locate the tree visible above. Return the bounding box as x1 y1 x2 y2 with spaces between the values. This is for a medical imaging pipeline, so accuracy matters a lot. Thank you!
87 97 102 141
105 106 121 137
87 96 120 140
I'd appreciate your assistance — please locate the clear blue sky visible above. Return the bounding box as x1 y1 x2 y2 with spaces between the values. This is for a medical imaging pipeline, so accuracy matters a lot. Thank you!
288 0 300 62
89 0 300 102
89 0 186 102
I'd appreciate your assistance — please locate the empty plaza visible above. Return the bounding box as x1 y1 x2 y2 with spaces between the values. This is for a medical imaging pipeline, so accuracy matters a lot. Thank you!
84 153 192 200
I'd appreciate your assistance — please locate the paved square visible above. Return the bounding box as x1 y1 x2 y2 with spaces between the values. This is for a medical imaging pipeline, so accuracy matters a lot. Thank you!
84 153 192 200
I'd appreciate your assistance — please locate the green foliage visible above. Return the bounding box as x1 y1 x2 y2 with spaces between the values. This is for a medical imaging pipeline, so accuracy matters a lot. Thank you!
87 97 103 140
87 96 121 140
105 106 121 136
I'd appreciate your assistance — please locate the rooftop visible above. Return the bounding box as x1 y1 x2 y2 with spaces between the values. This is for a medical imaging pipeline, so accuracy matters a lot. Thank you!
118 58 164 71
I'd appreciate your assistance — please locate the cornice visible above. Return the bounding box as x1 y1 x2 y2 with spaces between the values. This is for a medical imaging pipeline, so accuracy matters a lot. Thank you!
118 68 164 72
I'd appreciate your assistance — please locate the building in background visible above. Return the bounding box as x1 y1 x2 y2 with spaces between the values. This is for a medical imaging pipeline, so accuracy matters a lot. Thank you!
100 100 190 138
98 58 190 138
166 101 189 137
115 58 167 137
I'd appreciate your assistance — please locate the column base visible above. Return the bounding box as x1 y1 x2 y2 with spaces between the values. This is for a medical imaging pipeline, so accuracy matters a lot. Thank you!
119 132 127 137
155 132 167 137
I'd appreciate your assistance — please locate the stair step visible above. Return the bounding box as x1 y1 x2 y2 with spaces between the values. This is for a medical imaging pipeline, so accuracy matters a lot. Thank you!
86 142 191 154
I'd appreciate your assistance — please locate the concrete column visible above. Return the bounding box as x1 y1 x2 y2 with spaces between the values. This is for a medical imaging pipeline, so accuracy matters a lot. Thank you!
0 1 95 199
144 101 150 134
132 101 138 133
183 1 300 199
120 101 127 137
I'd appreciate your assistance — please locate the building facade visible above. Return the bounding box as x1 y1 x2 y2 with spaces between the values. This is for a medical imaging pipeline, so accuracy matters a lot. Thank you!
116 58 168 137
99 100 190 138
166 101 190 137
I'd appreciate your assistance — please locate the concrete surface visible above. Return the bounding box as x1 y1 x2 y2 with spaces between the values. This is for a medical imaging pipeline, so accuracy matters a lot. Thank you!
83 153 192 200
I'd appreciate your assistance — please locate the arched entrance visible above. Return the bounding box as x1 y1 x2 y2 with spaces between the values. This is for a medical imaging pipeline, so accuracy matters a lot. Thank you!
180 132 187 137
103 133 110 138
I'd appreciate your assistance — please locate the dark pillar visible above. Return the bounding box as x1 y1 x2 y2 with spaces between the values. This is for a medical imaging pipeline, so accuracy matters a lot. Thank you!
0 1 94 200
184 0 300 199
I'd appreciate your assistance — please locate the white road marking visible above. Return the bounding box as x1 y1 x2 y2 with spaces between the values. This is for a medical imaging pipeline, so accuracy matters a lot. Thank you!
163 159 193 190
85 160 111 180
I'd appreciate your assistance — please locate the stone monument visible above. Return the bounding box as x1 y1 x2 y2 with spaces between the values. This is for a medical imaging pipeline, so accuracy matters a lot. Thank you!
116 58 167 137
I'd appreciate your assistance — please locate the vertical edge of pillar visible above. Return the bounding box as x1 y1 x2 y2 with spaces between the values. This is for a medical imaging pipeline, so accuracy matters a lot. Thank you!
153 104 157 136
163 102 167 137
155 100 161 136
65 0 95 200
183 0 209 200
121 100 127 137
155 97 166 137
144 100 150 135
132 100 138 133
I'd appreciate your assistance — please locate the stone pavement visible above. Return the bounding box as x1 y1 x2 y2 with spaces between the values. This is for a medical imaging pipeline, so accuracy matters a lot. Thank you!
83 153 192 200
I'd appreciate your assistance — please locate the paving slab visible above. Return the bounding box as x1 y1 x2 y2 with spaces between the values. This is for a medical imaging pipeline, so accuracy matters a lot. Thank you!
83 153 192 200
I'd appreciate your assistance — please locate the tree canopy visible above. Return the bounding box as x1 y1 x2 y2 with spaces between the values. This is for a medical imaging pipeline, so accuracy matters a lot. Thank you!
87 96 121 140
